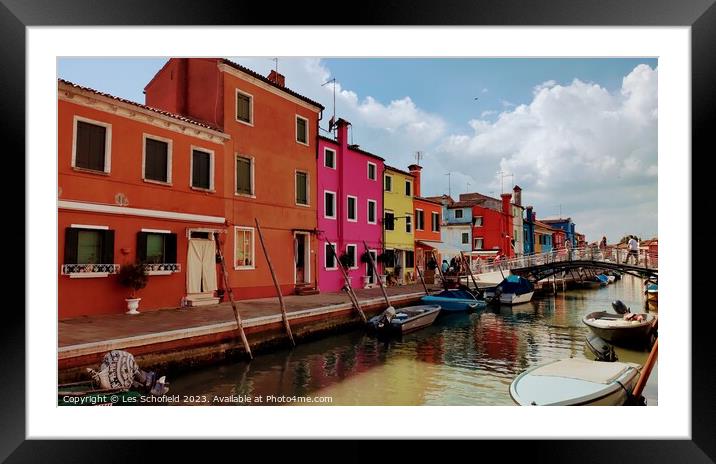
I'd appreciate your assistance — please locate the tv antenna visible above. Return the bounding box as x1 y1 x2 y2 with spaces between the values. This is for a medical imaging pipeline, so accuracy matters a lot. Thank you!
497 170 514 194
445 172 452 198
272 57 278 75
322 77 337 134
414 151 423 166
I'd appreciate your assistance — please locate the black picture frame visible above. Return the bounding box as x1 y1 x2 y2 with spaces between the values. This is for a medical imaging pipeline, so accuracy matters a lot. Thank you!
4 0 709 460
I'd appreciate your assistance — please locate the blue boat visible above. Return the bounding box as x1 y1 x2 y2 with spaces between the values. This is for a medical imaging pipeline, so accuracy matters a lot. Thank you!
595 274 609 286
421 289 487 312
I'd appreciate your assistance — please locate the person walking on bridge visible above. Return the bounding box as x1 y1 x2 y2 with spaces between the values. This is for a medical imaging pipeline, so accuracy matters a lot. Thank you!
625 236 639 265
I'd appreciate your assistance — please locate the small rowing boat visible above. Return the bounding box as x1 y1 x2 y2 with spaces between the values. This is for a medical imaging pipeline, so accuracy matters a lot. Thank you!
582 310 655 348
367 305 441 336
421 289 487 312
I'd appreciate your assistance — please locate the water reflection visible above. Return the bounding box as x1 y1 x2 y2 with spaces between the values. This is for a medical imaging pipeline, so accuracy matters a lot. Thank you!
170 276 655 405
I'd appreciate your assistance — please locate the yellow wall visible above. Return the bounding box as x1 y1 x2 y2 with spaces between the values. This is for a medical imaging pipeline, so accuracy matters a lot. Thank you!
384 167 415 281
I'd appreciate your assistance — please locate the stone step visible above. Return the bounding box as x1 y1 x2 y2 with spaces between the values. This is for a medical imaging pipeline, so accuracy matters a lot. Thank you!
185 293 220 307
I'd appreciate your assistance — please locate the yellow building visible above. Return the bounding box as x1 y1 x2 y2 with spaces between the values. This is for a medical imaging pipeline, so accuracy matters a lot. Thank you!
383 166 416 284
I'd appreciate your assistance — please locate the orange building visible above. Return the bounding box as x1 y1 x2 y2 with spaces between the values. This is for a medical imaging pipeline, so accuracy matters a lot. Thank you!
58 79 231 318
145 58 324 299
409 164 443 279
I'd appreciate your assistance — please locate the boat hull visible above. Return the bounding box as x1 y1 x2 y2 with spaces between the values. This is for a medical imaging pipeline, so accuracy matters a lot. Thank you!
421 295 486 312
582 311 655 347
367 305 441 336
484 291 534 305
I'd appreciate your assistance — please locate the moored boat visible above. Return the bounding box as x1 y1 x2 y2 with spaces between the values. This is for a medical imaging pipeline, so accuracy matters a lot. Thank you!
582 310 655 347
367 305 441 336
509 358 641 405
646 283 658 311
484 275 534 305
595 274 609 286
421 289 487 312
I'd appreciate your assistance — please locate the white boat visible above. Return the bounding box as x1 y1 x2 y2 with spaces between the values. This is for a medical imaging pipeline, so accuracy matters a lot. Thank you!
484 275 535 305
510 358 641 405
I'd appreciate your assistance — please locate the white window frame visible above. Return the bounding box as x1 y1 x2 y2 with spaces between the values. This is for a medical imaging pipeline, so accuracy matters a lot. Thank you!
415 208 424 231
324 148 336 169
295 114 309 146
454 209 464 219
324 241 338 271
189 146 215 192
431 212 440 232
140 228 176 275
346 195 358 222
474 237 484 250
405 214 413 233
462 232 470 245
346 244 358 270
235 88 254 126
384 174 393 192
71 115 112 174
295 170 310 207
475 216 484 227
234 226 256 270
367 161 377 180
141 133 173 185
235 154 255 198
405 179 412 197
324 190 337 220
367 199 377 225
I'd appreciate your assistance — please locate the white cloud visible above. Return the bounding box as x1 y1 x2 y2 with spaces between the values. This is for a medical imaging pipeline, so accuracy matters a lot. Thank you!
482 88 489 93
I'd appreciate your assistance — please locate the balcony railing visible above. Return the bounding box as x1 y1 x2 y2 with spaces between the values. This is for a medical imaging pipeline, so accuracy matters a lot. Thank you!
61 263 120 275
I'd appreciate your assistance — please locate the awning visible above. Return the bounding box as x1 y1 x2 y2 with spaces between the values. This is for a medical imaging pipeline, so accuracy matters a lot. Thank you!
467 250 499 256
418 241 465 258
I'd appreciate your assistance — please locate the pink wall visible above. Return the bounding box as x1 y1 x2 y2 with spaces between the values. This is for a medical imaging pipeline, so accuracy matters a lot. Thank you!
317 119 384 293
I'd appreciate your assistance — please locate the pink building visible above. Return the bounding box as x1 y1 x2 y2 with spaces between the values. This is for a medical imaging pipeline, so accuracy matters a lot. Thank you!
317 119 385 293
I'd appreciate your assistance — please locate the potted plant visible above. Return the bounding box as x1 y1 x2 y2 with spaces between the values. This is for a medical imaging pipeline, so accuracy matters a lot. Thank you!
117 262 149 315
360 251 373 264
339 252 354 270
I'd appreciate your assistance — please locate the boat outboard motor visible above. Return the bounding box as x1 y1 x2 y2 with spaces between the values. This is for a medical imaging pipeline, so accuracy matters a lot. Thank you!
611 300 630 314
377 306 396 329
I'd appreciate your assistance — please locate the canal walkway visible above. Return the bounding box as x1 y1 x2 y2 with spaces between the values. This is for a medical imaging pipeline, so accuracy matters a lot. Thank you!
59 283 439 380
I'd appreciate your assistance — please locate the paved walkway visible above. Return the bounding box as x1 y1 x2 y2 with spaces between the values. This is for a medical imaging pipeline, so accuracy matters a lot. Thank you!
59 284 437 349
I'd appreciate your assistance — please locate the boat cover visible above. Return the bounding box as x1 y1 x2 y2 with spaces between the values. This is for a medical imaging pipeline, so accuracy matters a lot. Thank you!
498 275 534 295
435 289 476 300
531 358 638 384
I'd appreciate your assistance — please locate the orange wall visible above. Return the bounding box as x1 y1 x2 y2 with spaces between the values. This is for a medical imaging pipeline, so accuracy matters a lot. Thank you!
414 199 442 242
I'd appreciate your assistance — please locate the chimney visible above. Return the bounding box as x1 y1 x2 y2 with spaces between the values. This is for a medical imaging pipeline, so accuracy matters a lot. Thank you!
408 164 422 197
526 206 533 223
513 185 522 206
267 69 286 87
501 193 512 216
336 118 350 150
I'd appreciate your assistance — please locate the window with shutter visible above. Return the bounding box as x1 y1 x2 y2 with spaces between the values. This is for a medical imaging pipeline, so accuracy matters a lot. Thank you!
77 230 103 264
324 149 335 169
236 156 253 195
75 120 107 172
406 251 415 268
236 91 252 123
325 243 337 269
367 200 377 224
296 116 308 144
384 175 392 192
296 172 308 205
384 212 395 231
192 149 211 190
347 196 357 221
432 212 440 232
144 138 169 182
324 191 336 218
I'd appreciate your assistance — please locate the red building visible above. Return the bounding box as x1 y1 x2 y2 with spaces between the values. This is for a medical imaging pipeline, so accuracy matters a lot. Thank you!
467 192 514 260
410 164 443 278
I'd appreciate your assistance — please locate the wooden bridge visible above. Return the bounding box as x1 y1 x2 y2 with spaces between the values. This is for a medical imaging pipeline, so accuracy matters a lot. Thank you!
469 247 658 284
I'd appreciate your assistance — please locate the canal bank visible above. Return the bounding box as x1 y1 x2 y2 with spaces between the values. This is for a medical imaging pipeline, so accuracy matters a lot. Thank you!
58 284 437 383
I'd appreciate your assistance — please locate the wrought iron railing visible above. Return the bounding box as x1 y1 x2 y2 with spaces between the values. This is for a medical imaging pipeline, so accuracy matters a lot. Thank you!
143 263 181 273
61 263 120 275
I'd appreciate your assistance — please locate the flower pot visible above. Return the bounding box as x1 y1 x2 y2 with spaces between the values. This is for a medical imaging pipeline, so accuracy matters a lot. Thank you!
125 298 141 315
362 276 371 288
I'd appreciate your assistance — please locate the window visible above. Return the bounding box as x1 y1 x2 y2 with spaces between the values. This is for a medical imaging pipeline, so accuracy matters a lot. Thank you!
367 162 377 180
384 211 395 231
324 242 337 269
73 118 110 173
236 155 253 195
234 227 255 269
462 232 469 245
405 250 415 268
383 249 396 268
346 244 358 269
143 136 171 183
405 215 412 233
347 196 357 221
415 209 424 230
474 238 484 250
296 115 308 145
191 148 213 190
64 227 114 264
431 212 440 232
367 200 377 224
296 171 309 206
405 180 412 196
324 148 336 169
324 191 336 219
384 175 393 192
474 216 484 226
236 90 253 124
455 209 463 219
137 231 177 264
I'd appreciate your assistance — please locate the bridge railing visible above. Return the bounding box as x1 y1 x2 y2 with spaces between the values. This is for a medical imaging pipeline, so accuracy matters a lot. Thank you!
469 246 657 274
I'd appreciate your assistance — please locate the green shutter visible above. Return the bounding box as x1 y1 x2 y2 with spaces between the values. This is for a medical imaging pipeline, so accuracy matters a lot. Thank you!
101 230 115 264
136 232 149 263
165 233 177 263
236 157 252 194
64 228 79 264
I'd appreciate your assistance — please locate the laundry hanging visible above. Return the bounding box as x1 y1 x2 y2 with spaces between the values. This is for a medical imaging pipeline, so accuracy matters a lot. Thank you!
186 239 218 294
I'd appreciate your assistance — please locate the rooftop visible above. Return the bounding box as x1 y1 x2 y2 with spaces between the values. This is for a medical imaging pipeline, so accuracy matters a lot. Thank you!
385 165 415 178
318 135 386 161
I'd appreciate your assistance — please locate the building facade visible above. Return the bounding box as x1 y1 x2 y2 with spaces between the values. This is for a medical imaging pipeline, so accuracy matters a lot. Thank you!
58 79 230 318
383 165 416 283
511 186 525 256
541 217 577 247
410 165 443 278
533 220 554 253
316 119 385 293
145 58 324 299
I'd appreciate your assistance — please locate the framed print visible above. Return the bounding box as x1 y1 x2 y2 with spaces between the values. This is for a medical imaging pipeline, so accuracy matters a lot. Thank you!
5 0 711 460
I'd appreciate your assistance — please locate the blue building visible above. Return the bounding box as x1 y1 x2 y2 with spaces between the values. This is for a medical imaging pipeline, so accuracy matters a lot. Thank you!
541 217 577 247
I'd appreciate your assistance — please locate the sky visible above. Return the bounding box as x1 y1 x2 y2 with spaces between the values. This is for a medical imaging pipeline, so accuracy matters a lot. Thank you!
58 57 658 242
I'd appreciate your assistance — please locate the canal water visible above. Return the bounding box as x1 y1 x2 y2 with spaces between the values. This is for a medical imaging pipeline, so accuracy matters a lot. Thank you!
170 275 657 406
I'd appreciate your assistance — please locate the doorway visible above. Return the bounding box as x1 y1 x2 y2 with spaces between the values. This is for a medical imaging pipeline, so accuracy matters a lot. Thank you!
186 238 217 294
365 249 377 284
294 232 310 284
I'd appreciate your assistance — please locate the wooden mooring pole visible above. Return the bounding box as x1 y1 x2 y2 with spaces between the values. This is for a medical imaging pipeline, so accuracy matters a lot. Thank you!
415 262 429 295
254 219 295 347
213 232 253 360
431 250 449 290
363 241 392 309
632 338 658 400
461 251 481 294
326 240 367 323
